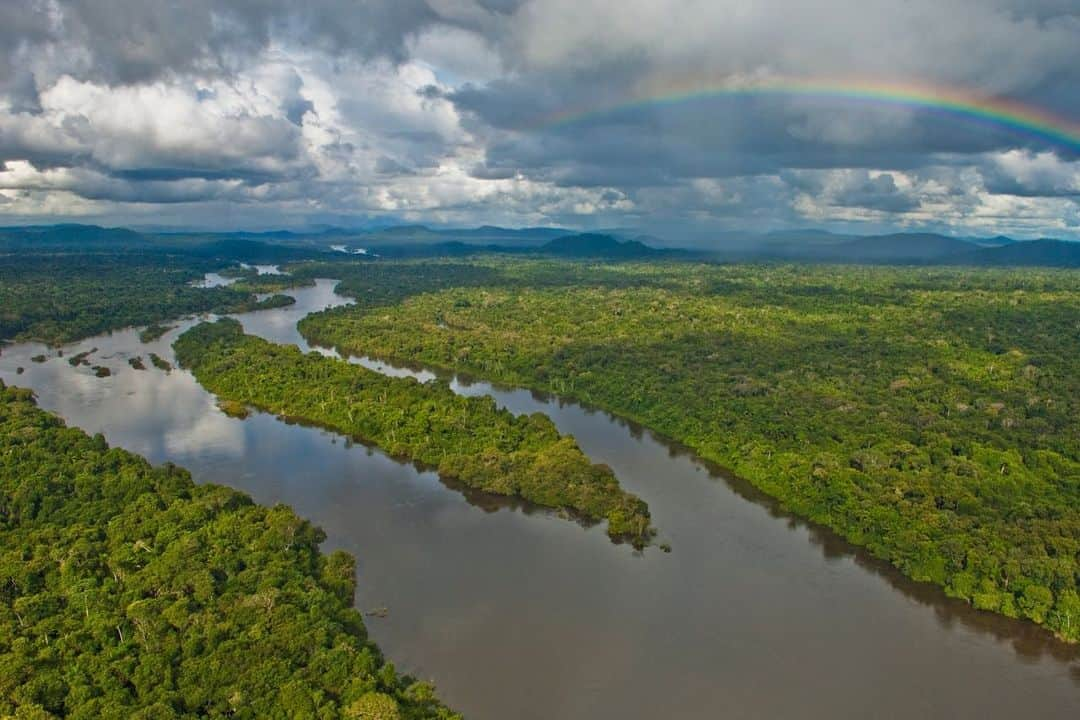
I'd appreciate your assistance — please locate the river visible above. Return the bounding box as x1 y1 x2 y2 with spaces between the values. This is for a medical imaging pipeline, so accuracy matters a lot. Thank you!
1 276 1077 719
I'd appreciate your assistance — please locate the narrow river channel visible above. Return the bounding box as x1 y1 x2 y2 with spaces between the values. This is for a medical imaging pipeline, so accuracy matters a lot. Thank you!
1 276 1076 719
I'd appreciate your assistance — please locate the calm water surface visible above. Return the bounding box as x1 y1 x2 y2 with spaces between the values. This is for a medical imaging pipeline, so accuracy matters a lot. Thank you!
1 277 1077 719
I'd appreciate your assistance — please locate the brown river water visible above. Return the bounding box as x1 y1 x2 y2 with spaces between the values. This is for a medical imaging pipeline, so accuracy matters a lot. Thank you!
1 276 1077 719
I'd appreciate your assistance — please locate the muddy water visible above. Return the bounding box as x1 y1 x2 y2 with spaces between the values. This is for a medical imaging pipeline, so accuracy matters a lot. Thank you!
1 277 1076 719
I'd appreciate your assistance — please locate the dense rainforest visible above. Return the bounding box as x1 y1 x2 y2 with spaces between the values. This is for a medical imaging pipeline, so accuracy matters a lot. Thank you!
0 253 296 346
0 381 459 719
174 319 653 544
296 258 1080 641
217 265 317 294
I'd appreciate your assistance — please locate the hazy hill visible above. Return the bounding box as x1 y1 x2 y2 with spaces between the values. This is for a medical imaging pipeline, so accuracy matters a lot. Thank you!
539 233 669 258
3 223 1077 267
826 233 978 261
365 233 673 260
955 239 1080 267
0 224 327 263
736 230 1078 267
0 224 151 250
763 229 860 246
322 224 570 249
180 237 326 263
458 225 570 243
971 235 1017 247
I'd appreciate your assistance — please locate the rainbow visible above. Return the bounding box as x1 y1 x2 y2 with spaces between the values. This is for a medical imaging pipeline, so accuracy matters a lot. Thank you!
529 76 1080 152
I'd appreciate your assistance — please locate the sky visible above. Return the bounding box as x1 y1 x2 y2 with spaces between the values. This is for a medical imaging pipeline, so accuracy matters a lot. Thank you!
0 0 1078 241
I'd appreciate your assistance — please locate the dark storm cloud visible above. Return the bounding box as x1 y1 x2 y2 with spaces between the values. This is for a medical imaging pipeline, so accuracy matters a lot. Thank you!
979 154 1080 197
983 178 1080 198
0 0 534 87
4 71 42 115
0 0 442 85
109 166 295 184
0 0 1077 236
284 99 315 126
0 3 50 99
374 156 416 175
449 0 1080 198
0 113 88 169
465 97 1056 191
783 170 921 213
455 74 1079 188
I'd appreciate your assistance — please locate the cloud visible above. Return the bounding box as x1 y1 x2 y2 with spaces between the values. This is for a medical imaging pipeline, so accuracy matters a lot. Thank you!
982 150 1080 197
0 74 312 191
0 0 1076 237
407 26 504 84
0 1 448 86
503 0 1080 95
784 170 921 213
0 160 252 204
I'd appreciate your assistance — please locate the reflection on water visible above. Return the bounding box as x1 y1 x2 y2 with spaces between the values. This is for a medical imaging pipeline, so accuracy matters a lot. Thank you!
239 263 285 275
193 272 238 288
0 275 1076 720
192 264 282 289
352 355 437 383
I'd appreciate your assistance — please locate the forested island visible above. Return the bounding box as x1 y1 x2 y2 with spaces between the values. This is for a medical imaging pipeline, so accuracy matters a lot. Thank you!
0 381 460 719
1 227 1078 720
174 319 654 544
297 258 1080 641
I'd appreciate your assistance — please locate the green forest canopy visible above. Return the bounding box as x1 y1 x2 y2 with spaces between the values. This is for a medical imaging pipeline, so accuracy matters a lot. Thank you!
0 381 459 720
174 319 653 544
0 253 297 346
296 258 1080 641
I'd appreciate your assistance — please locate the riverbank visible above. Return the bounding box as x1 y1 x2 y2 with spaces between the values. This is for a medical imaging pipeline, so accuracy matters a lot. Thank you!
0 272 1076 719
0 380 459 719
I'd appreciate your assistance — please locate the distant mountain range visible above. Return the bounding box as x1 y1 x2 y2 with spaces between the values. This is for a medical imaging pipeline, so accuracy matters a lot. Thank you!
0 224 152 250
231 224 572 248
1 223 1077 267
740 230 1078 266
957 239 1080 267
758 232 975 261
0 224 325 262
356 232 686 260
536 233 680 258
